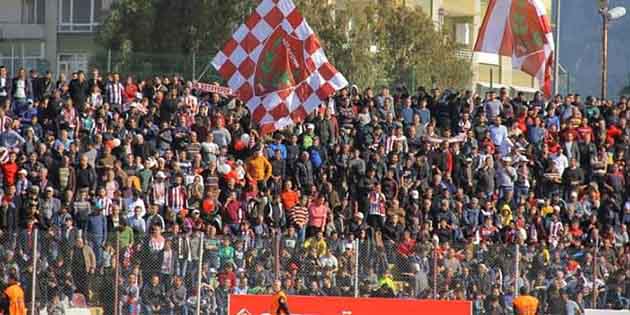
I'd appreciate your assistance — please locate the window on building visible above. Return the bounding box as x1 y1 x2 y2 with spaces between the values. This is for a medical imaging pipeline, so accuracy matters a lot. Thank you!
57 53 89 76
58 0 104 32
21 0 45 24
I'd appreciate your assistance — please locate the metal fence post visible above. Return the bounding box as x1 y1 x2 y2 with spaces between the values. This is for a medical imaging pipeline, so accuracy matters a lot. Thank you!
514 243 520 295
107 49 112 74
30 228 38 315
11 44 15 76
354 239 359 298
114 231 120 315
192 50 197 82
274 230 280 280
432 237 438 299
592 240 598 308
195 233 205 315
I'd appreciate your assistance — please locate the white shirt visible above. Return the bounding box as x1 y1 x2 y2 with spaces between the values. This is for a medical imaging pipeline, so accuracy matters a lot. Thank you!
126 198 147 218
0 77 7 96
15 79 26 98
319 254 338 269
552 153 569 176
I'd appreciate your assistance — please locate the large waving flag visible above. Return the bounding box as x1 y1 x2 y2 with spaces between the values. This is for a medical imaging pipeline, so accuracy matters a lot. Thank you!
212 0 348 134
474 0 555 96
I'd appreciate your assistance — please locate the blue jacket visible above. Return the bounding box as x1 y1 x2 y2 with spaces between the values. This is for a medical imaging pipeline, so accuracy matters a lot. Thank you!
86 213 108 238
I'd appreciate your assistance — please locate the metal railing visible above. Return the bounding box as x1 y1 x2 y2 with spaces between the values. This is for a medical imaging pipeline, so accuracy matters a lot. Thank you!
2 224 619 314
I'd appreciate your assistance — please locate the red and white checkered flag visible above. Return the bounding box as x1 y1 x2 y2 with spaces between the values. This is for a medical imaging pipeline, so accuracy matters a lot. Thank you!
212 0 348 134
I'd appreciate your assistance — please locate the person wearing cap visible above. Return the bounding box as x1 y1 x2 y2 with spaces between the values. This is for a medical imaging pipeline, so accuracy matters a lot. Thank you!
14 169 30 196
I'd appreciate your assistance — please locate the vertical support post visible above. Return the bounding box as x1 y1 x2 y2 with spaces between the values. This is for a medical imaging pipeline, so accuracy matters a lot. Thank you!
195 234 205 315
354 239 359 298
592 241 598 308
114 231 120 315
21 43 25 70
107 49 112 74
192 50 196 82
432 237 439 299
553 0 561 95
601 11 609 100
30 228 38 315
514 243 520 295
274 230 280 280
11 45 15 76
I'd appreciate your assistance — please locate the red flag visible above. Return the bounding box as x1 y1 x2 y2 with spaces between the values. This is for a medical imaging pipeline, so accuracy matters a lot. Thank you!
474 0 555 96
212 0 348 134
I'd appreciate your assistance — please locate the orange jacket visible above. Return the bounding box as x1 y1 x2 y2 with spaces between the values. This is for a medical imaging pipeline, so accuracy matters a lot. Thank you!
4 283 26 315
513 295 539 315
246 155 272 181
271 290 289 315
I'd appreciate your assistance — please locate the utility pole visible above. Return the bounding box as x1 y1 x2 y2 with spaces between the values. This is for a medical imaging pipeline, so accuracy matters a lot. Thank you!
553 0 561 95
601 1 609 100
598 1 627 100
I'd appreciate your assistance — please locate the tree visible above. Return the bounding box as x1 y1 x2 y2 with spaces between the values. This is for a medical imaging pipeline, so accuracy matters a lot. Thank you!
98 0 257 54
98 0 471 88
620 73 630 96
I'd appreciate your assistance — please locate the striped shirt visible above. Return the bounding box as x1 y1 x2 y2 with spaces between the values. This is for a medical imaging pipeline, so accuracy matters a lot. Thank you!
182 95 198 114
287 206 309 228
0 116 12 133
94 196 113 216
151 182 167 206
368 191 386 217
106 81 125 105
167 185 188 213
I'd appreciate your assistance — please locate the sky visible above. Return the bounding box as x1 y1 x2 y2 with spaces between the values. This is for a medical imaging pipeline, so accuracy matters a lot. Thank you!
559 0 630 97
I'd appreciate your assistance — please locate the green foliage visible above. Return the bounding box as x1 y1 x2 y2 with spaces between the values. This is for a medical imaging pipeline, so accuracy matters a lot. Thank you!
621 74 630 96
98 0 471 89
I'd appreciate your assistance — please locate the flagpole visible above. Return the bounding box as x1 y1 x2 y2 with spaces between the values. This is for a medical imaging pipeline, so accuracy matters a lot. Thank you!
553 0 561 95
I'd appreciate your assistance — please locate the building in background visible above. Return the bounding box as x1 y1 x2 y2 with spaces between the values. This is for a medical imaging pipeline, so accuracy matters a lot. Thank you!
336 0 554 96
0 0 555 97
0 0 113 76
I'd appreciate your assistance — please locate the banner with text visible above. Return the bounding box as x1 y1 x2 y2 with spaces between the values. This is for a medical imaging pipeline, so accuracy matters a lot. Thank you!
229 295 472 315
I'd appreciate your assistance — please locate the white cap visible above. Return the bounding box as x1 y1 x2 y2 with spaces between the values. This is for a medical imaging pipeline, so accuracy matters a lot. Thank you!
410 190 420 199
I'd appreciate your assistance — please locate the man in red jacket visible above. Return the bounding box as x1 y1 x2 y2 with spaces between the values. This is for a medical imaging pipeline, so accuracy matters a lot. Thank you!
1 151 19 187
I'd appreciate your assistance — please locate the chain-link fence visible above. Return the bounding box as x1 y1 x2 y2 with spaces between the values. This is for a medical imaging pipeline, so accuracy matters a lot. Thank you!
0 223 615 314
16 226 213 315
91 49 223 83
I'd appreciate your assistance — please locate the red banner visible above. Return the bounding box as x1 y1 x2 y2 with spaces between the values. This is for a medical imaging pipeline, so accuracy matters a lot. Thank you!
229 295 471 315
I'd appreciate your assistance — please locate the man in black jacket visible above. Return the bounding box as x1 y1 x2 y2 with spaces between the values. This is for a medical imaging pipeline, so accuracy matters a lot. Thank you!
69 71 90 112
75 155 97 193
142 274 165 315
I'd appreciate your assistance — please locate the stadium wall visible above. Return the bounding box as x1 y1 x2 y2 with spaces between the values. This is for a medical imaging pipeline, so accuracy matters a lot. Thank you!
229 294 472 315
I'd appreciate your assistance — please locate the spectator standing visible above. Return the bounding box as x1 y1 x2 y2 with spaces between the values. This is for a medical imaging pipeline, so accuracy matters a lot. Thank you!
105 73 125 113
69 71 90 112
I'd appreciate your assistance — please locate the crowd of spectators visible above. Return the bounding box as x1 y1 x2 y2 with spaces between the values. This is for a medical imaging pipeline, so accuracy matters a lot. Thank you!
0 64 628 315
